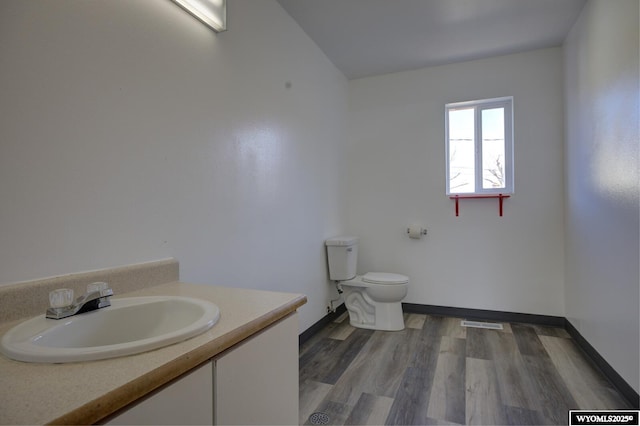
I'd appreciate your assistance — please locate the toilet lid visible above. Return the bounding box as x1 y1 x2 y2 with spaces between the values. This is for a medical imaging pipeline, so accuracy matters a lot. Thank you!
362 272 409 284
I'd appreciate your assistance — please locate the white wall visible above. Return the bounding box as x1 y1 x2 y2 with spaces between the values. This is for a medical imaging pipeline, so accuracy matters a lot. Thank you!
0 0 349 332
347 48 566 316
564 0 639 392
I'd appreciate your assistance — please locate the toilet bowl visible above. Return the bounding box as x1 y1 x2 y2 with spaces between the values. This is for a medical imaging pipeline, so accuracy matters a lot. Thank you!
325 236 409 331
340 272 408 331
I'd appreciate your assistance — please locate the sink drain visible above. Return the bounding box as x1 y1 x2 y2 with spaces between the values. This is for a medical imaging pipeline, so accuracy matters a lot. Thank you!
309 411 330 425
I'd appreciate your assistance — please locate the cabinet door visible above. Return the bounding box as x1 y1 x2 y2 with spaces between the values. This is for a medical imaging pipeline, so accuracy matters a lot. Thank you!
106 361 213 425
214 313 298 425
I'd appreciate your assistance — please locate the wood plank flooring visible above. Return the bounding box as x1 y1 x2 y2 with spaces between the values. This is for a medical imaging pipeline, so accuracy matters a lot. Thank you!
299 313 631 425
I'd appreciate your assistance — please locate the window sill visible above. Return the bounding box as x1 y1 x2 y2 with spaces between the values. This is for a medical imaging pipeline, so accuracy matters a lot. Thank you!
448 193 511 216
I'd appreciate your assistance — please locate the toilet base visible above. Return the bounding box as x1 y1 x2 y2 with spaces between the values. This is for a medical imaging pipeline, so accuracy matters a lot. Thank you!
348 302 405 331
342 283 406 331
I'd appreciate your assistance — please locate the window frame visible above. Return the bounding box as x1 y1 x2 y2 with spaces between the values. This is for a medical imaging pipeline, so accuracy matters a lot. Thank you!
445 96 514 196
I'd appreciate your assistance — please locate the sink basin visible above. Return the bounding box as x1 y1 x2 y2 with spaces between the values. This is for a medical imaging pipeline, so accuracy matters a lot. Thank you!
1 296 220 363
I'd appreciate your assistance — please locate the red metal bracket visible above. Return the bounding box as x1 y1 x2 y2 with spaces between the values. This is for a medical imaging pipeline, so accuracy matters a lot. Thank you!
449 194 511 217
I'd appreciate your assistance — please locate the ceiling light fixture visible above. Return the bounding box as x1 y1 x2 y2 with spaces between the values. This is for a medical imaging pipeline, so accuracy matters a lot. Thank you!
171 0 226 32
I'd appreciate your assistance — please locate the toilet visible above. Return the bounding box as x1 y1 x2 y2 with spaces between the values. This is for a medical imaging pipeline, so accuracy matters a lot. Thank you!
325 236 408 331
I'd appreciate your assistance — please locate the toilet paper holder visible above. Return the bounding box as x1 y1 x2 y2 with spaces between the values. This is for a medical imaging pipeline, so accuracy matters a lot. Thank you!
406 225 427 238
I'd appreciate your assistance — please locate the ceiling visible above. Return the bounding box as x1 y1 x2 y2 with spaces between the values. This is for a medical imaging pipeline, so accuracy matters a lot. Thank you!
275 0 587 79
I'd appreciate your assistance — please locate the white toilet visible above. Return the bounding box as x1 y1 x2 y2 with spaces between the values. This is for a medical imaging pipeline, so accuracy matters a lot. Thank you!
325 236 408 331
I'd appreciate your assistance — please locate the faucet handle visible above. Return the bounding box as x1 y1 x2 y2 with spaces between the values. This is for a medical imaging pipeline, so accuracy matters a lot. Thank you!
87 282 110 294
49 288 74 309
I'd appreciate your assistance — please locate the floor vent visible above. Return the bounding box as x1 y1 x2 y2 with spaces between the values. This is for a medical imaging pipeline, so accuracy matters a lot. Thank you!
461 320 504 330
309 412 330 425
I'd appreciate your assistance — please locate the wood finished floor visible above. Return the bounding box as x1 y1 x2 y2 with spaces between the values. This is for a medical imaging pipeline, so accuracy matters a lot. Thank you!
299 313 631 425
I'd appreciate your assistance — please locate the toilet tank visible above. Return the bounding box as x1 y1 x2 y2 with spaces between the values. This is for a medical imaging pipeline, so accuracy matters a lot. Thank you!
325 236 358 281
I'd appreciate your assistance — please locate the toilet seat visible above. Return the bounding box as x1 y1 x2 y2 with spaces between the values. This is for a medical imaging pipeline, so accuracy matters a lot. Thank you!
362 272 409 285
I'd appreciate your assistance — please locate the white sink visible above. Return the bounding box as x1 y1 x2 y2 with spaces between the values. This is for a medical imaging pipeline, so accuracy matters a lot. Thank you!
0 296 220 363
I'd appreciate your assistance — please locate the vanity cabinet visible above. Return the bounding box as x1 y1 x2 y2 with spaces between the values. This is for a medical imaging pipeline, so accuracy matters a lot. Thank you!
106 313 299 425
105 361 214 425
215 312 299 425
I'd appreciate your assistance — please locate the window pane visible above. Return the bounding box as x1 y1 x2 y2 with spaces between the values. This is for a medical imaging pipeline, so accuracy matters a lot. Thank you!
481 108 505 189
448 108 475 193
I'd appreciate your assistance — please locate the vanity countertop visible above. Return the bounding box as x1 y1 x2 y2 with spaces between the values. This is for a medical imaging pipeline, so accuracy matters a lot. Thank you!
0 281 306 425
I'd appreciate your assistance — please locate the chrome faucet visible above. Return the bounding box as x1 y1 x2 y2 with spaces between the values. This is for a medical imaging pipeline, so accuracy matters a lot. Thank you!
46 282 114 320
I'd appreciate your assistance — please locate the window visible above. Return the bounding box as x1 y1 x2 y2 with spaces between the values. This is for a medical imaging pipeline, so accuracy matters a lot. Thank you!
445 97 513 195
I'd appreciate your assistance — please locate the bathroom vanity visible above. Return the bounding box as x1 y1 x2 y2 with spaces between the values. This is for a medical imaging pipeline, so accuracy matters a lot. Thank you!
0 260 306 425
106 312 299 425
